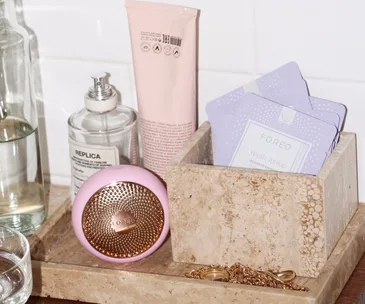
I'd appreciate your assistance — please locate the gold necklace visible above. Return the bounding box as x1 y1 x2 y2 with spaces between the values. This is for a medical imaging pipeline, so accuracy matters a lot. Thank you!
185 263 309 292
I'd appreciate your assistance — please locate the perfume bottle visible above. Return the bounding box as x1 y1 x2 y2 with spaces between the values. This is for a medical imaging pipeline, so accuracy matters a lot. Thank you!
68 73 139 201
0 0 46 236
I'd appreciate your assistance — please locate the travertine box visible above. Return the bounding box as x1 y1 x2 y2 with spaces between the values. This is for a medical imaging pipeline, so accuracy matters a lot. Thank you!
166 121 358 278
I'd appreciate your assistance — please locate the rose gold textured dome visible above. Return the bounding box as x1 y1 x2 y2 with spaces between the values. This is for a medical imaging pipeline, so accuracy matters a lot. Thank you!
82 182 165 258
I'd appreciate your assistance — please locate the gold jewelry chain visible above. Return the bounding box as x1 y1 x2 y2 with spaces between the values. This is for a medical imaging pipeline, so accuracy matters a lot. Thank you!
185 263 309 292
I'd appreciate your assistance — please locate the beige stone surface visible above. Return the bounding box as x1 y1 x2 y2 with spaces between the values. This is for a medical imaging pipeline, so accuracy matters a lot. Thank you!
317 132 358 259
29 190 365 304
29 185 71 260
166 122 358 278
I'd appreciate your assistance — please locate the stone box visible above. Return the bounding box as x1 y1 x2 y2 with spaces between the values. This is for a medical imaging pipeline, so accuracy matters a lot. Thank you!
166 121 358 278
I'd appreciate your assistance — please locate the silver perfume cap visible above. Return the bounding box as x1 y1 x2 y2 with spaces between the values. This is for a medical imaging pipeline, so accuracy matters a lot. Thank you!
85 72 118 112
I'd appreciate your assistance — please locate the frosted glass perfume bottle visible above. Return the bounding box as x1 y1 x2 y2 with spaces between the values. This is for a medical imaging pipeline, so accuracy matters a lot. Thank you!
68 73 139 201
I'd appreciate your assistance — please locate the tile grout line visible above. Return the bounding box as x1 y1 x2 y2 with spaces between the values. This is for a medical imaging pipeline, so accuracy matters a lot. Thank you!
126 63 138 110
304 76 365 85
41 55 134 66
40 55 258 76
39 56 365 85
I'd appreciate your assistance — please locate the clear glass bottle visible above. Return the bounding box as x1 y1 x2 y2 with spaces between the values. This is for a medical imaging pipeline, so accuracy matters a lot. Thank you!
68 73 139 201
0 0 46 236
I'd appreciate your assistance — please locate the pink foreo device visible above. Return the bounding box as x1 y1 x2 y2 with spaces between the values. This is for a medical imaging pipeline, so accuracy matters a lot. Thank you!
72 165 169 263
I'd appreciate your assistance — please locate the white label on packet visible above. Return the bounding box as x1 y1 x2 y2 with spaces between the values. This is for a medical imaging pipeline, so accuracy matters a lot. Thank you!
230 120 311 173
69 139 120 202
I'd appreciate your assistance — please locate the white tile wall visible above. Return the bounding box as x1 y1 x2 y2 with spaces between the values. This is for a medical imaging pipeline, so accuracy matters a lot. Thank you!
255 0 365 81
19 0 365 200
23 0 132 62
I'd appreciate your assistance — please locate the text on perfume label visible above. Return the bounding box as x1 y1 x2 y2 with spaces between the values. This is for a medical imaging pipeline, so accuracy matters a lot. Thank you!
75 150 101 159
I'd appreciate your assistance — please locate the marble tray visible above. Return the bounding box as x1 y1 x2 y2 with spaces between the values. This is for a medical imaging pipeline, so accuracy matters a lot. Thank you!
29 185 365 304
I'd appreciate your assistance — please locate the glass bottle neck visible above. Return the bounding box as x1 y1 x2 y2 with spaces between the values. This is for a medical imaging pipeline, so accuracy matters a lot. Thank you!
0 1 17 23
0 2 6 19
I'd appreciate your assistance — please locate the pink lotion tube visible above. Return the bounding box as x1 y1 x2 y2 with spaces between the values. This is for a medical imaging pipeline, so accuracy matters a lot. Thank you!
126 0 198 180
